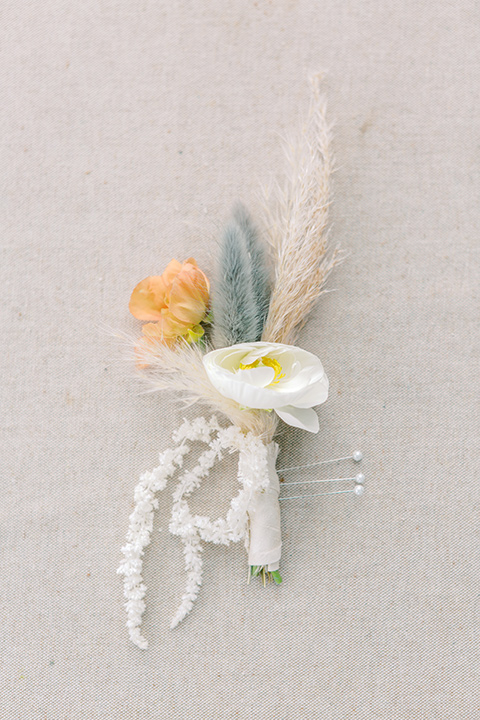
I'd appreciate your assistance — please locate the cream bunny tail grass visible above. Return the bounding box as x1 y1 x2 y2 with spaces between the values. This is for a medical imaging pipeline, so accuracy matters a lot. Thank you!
261 74 342 345
137 339 278 441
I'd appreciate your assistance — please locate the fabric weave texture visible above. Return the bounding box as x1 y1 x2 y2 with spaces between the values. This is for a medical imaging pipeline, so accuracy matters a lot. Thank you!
1 1 479 718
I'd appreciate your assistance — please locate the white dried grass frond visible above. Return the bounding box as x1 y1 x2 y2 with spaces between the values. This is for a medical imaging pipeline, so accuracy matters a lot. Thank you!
261 74 343 345
137 339 278 441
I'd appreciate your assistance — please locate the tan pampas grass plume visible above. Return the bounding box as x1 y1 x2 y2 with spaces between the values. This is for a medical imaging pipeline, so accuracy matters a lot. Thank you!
261 75 342 345
138 339 278 440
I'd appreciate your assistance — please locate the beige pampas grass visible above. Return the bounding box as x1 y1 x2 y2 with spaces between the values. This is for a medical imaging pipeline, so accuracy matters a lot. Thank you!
261 75 342 345
138 339 278 440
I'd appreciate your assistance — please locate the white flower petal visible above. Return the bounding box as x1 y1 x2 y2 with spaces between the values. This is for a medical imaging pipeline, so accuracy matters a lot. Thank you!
293 376 329 408
274 405 319 433
241 345 272 365
235 366 276 388
280 363 324 393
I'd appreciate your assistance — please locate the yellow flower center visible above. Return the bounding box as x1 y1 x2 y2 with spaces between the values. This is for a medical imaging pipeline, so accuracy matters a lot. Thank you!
239 356 286 385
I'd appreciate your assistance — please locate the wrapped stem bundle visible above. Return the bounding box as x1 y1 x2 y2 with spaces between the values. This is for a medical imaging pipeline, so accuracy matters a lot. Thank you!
118 77 341 647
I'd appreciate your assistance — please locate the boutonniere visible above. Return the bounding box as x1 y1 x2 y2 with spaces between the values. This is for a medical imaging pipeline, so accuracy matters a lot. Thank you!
118 76 364 648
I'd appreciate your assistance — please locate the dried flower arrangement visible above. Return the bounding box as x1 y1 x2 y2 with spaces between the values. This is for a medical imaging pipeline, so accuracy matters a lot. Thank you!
118 76 348 649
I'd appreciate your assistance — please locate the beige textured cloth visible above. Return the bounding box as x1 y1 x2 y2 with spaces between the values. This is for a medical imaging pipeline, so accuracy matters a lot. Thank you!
2 1 479 718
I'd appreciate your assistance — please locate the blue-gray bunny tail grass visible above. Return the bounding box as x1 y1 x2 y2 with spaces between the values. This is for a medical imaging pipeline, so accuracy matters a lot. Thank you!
212 204 271 348
232 204 271 331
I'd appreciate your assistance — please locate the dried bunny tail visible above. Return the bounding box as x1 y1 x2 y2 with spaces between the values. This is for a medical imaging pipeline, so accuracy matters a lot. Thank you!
212 203 270 348
261 74 343 345
137 339 278 441
231 203 271 334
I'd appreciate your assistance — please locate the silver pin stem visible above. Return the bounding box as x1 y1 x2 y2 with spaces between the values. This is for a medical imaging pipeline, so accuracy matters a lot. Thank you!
277 452 362 473
281 476 356 486
280 488 357 500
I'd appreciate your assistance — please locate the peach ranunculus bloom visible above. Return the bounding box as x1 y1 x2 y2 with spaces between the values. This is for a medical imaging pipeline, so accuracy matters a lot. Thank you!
129 258 210 355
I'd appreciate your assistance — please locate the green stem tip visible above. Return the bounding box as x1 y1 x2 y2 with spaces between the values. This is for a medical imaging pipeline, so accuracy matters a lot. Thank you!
248 565 282 585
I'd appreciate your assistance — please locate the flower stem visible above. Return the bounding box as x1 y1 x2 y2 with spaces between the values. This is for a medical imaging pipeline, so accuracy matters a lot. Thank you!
248 565 282 585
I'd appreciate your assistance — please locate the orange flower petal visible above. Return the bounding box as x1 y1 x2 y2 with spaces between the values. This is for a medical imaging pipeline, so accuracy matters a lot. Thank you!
169 266 210 325
129 276 168 321
183 259 210 292
130 258 209 334
129 260 185 321
143 313 190 339
161 259 184 288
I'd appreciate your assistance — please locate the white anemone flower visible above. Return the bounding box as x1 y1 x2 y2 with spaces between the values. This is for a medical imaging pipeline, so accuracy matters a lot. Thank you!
203 342 329 433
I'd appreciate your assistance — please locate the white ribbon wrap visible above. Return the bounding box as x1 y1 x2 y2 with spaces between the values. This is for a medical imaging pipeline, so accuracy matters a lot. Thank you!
244 441 282 571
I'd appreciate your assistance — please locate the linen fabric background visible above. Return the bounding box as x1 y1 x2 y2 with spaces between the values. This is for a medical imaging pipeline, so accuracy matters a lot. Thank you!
2 2 479 718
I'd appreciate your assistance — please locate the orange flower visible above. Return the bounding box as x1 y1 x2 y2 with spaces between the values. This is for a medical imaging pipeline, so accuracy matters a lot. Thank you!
129 258 210 347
